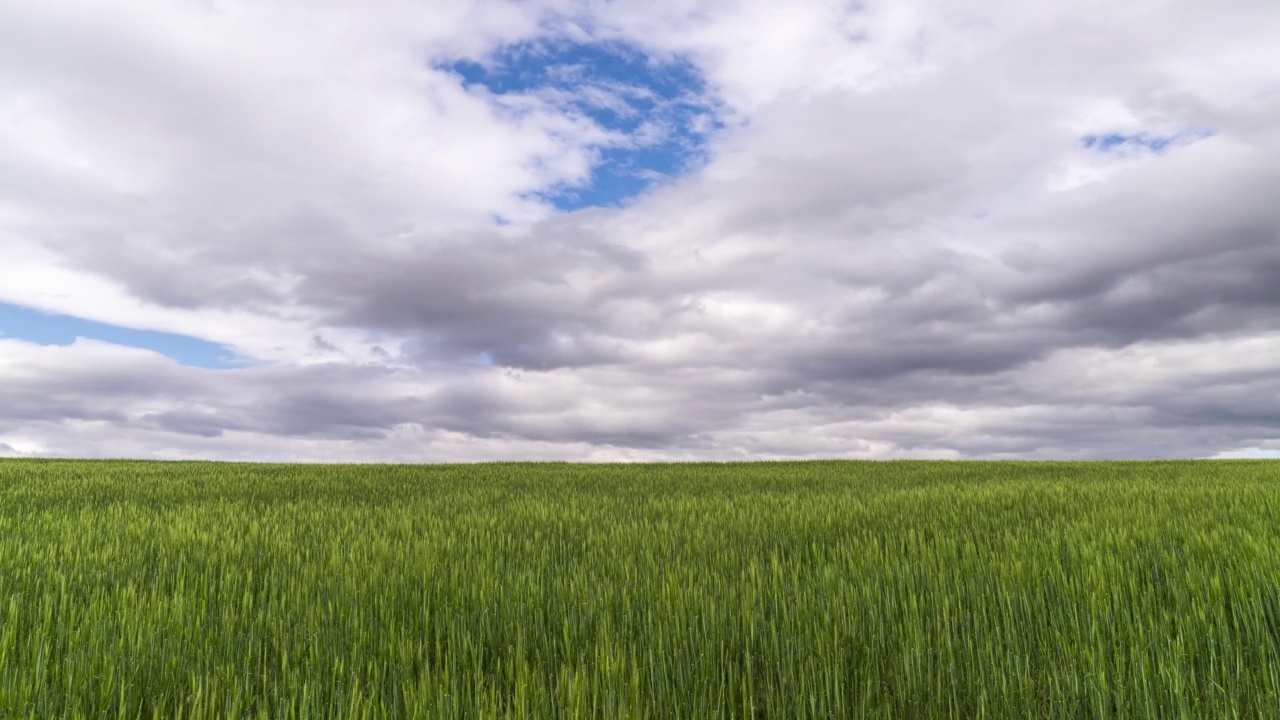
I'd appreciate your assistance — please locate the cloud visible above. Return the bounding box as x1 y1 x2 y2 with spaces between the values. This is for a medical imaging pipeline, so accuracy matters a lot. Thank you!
0 0 1278 460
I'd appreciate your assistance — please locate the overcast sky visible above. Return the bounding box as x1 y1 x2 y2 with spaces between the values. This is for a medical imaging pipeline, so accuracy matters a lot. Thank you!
1 0 1278 461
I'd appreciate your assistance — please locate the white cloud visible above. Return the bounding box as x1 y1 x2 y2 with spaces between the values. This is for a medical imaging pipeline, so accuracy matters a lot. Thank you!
0 0 1278 460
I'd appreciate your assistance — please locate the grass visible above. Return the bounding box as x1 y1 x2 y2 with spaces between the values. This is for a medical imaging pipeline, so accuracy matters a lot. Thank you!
0 459 1276 718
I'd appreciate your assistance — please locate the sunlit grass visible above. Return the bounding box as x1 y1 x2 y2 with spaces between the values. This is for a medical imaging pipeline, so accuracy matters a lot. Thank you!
0 459 1276 718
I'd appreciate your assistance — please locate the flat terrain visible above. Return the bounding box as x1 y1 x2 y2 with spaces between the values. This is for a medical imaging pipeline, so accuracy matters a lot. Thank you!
0 459 1277 718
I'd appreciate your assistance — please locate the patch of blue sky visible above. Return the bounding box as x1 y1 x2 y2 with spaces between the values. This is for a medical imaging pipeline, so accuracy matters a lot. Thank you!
1081 127 1214 154
443 39 721 211
0 301 241 369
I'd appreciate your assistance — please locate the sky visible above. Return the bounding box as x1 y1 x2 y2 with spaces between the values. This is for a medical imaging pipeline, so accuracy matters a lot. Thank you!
1 0 1278 462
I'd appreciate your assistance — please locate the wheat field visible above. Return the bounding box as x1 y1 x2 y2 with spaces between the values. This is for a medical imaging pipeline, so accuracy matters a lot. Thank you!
0 459 1276 718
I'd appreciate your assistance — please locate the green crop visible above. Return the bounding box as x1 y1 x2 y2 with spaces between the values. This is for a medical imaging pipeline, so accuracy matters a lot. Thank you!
0 459 1276 718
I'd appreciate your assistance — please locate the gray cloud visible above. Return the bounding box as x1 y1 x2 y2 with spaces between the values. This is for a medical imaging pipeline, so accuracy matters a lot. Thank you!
1 0 1278 460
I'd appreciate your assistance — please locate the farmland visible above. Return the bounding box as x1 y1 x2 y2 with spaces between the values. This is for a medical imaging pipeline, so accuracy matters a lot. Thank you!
0 459 1277 718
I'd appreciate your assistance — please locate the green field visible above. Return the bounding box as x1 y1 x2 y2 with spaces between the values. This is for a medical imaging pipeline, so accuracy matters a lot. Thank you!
0 459 1277 718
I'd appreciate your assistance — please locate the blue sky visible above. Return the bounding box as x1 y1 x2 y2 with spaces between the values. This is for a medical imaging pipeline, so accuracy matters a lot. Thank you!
445 39 718 211
1081 128 1214 154
0 302 237 369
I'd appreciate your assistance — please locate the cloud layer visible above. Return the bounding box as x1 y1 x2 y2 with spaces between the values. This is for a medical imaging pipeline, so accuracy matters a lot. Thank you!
1 0 1277 460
